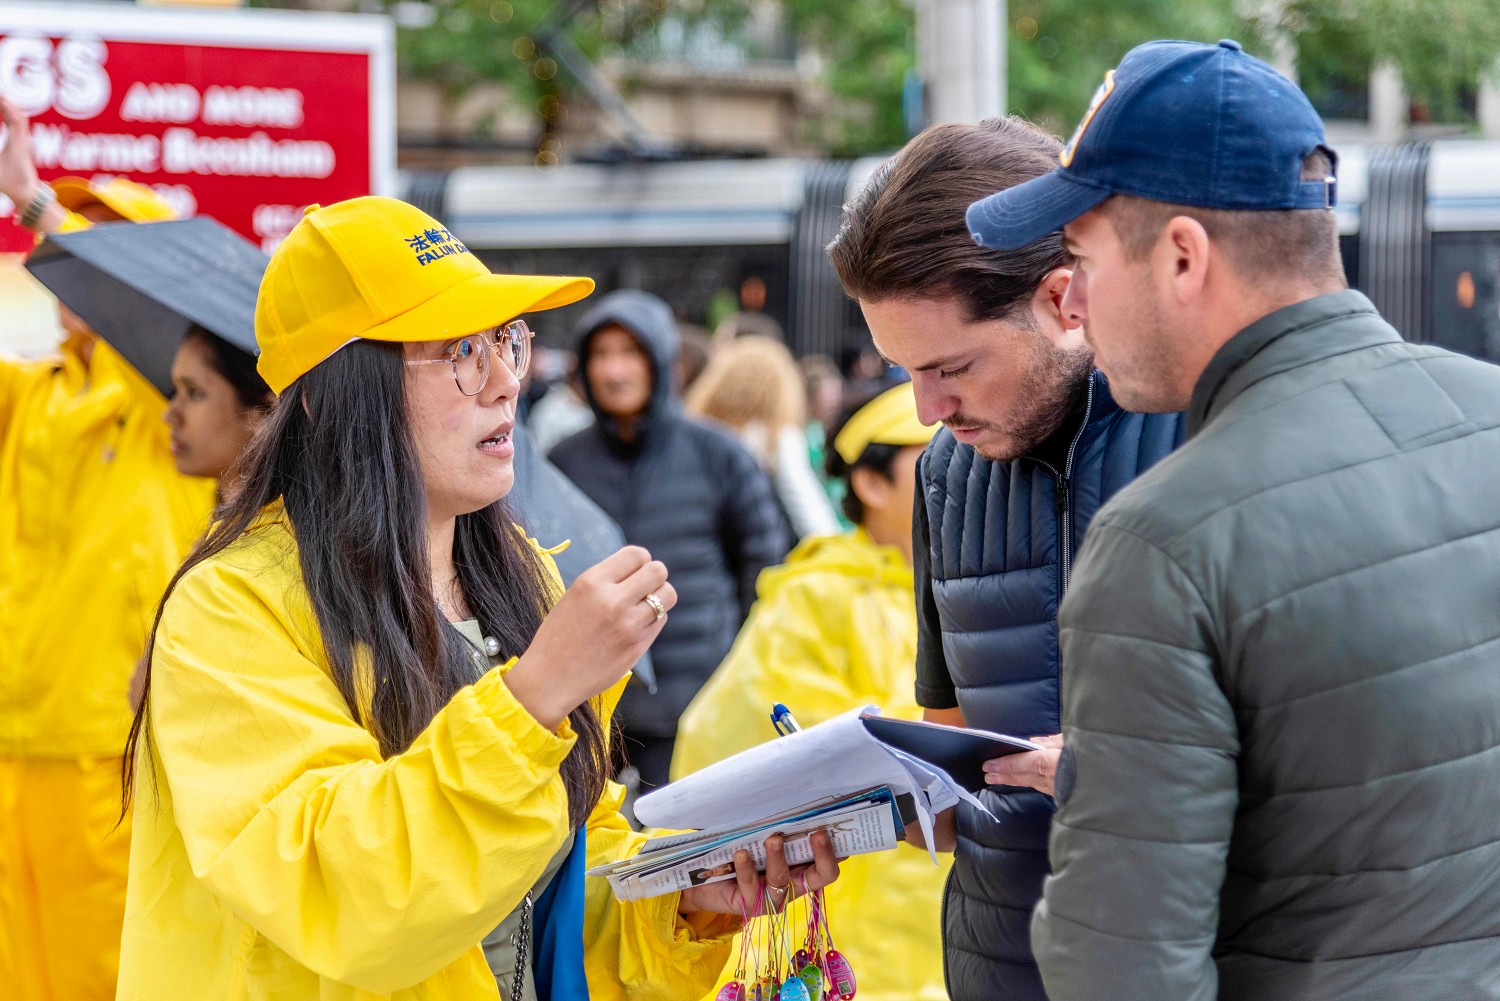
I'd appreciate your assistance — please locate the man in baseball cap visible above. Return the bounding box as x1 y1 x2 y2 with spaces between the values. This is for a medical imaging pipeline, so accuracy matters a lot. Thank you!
967 40 1500 1001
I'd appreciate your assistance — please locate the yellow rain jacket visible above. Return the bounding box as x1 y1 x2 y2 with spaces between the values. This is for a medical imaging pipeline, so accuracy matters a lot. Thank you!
0 336 213 757
120 515 737 1000
672 530 952 1001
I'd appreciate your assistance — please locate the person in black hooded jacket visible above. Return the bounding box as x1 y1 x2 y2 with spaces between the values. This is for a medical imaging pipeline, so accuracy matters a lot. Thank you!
548 290 790 788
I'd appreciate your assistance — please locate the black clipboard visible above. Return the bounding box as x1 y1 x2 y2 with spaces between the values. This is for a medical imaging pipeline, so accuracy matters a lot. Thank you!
860 715 1041 792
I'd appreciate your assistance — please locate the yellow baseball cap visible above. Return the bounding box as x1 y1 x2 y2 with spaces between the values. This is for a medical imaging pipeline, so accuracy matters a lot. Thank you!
254 196 595 394
52 176 178 223
833 382 936 464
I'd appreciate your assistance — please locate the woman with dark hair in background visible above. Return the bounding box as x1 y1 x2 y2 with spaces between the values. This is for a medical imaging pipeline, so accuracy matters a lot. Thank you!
0 94 230 1001
125 324 275 710
671 382 947 1001
164 324 273 495
117 197 837 1001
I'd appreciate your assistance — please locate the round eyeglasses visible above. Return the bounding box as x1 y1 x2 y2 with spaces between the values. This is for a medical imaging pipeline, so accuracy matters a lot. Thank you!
404 319 534 396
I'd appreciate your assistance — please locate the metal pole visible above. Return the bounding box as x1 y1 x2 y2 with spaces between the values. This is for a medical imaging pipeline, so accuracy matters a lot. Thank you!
916 0 1007 126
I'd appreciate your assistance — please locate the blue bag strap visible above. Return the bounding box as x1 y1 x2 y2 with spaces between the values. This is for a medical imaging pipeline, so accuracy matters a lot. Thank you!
530 825 590 1001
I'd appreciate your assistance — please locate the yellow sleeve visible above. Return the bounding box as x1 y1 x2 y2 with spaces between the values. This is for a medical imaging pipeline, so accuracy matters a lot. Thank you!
56 208 92 233
20 206 92 244
0 354 26 437
0 351 58 441
582 780 739 1001
149 556 576 993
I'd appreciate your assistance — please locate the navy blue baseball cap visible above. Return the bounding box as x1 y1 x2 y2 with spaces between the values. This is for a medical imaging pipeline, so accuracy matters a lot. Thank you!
967 39 1337 251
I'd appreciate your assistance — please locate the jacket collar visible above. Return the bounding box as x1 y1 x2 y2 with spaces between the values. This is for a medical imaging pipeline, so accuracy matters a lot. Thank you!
1081 368 1122 439
1188 289 1396 437
1019 368 1120 472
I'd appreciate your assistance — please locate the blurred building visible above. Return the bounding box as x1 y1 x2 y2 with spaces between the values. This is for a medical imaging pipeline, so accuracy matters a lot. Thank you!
388 3 825 169
270 0 1500 170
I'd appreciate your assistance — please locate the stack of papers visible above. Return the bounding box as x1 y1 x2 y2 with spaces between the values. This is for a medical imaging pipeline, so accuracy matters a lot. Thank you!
588 787 901 901
594 707 1041 901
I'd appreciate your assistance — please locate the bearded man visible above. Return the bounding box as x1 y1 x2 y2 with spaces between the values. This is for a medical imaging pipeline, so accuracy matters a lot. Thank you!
827 115 1183 1001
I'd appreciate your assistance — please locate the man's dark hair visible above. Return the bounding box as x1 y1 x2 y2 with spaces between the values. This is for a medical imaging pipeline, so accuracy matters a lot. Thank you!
1103 148 1345 286
827 116 1070 324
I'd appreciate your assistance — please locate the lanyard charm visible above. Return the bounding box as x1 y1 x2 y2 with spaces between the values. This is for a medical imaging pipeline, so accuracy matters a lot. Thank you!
780 972 812 1001
823 949 856 1000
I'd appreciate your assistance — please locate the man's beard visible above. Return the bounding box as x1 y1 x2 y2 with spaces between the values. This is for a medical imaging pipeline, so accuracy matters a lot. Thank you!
952 339 1095 463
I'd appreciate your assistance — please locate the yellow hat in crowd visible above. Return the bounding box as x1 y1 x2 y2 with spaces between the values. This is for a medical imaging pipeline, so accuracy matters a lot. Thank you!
254 196 595 394
52 176 178 223
833 381 936 464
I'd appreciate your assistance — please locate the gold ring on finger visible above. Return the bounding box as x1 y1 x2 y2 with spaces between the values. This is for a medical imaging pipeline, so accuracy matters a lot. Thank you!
643 591 667 622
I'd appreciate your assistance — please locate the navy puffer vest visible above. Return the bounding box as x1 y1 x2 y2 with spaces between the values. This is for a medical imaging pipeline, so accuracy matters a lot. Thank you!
916 371 1183 1000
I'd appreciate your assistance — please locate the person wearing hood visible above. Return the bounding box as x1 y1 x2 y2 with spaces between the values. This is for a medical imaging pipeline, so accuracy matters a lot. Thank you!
549 289 789 789
670 381 951 1001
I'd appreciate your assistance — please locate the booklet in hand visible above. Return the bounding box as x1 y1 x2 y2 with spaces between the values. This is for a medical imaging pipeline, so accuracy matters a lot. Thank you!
589 786 903 901
594 707 1040 901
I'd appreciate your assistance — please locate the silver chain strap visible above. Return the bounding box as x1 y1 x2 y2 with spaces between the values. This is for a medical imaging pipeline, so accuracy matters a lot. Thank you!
509 891 533 1001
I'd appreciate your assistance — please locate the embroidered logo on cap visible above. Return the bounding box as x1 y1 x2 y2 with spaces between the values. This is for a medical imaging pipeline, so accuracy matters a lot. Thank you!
405 227 472 267
1060 70 1115 169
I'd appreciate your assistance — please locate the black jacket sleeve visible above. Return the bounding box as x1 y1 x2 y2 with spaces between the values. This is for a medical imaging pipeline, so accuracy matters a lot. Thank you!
718 442 791 621
913 449 957 710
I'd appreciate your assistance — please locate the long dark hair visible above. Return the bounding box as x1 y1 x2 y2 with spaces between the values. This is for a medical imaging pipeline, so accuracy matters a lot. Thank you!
123 340 611 828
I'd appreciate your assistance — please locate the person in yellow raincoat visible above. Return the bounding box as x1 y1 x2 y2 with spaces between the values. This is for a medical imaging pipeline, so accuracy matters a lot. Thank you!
0 95 221 1001
117 195 841 1001
672 382 950 1001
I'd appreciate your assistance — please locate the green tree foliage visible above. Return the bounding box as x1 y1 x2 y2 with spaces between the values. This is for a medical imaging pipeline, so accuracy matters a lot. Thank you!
1011 0 1500 136
372 0 588 139
1006 0 1243 135
285 0 1500 154
1265 0 1500 124
348 0 681 143
775 0 916 155
392 0 539 102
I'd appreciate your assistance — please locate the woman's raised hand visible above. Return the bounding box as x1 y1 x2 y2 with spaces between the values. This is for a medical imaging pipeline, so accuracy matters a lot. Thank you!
0 95 40 208
505 546 676 730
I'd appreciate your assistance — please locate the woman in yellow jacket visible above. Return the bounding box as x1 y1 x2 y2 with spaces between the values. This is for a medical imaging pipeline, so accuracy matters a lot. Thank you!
118 196 838 1001
673 383 950 1001
0 95 267 1001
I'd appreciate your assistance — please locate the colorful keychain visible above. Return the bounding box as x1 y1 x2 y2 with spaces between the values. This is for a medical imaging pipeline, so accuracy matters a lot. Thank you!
791 872 825 996
817 888 856 1001
720 855 858 1001
754 882 785 1001
714 889 759 1001
778 877 814 1001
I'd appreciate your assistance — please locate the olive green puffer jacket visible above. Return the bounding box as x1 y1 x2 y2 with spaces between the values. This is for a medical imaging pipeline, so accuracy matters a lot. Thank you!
1036 290 1500 1001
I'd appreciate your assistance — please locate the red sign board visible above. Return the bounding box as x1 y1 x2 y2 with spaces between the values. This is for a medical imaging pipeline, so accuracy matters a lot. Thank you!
0 3 394 254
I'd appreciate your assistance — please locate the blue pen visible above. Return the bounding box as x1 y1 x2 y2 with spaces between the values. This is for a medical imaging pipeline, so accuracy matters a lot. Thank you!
770 702 802 736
